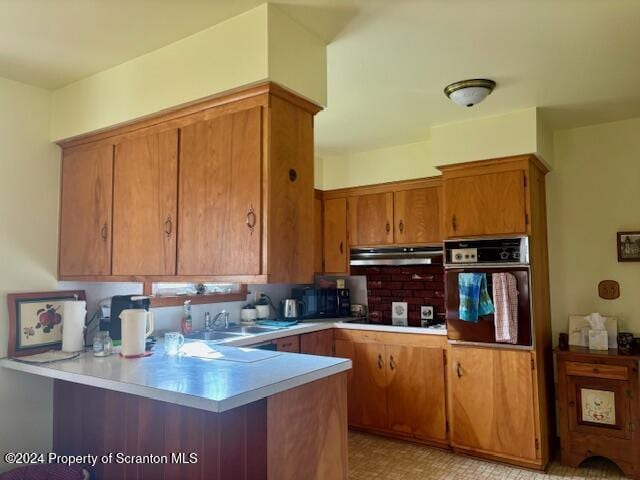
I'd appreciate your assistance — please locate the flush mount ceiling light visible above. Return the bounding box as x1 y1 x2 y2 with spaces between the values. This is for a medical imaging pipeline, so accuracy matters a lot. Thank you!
444 79 496 107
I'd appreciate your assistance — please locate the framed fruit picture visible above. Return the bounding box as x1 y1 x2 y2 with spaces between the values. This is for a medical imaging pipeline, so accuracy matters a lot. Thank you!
6 290 86 357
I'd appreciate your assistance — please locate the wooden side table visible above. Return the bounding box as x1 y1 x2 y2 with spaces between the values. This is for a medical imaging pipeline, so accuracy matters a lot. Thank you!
556 347 640 478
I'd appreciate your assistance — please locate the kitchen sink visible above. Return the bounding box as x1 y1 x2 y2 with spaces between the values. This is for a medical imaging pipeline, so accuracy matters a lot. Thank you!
224 326 282 335
185 331 243 341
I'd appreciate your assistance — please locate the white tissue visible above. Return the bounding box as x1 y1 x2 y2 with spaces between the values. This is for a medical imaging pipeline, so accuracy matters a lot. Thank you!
585 312 608 350
585 312 607 330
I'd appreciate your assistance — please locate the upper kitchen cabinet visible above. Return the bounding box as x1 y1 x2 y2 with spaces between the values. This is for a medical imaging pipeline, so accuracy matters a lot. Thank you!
314 191 323 273
323 197 348 274
112 129 178 276
394 186 441 244
439 155 548 239
58 143 114 277
177 107 262 276
56 82 321 283
348 192 394 246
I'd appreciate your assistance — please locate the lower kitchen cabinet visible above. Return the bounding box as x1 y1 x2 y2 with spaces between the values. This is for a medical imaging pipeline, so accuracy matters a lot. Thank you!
448 346 539 462
300 330 334 356
333 330 448 445
386 345 447 442
273 335 300 353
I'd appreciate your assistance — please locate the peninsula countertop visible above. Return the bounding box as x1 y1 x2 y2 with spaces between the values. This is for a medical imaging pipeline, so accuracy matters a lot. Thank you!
1 342 350 413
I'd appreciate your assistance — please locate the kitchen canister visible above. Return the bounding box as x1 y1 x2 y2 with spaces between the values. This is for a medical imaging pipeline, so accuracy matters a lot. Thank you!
62 300 87 352
240 305 258 323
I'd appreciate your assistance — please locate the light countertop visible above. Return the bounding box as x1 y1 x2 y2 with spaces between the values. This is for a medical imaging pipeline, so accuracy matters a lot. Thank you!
1 319 445 413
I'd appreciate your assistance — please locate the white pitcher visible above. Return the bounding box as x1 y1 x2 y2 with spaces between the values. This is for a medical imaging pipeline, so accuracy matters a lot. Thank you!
120 309 154 357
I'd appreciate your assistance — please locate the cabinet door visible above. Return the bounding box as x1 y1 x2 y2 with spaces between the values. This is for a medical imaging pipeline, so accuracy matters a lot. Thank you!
59 144 114 276
348 192 394 246
444 170 527 238
274 335 300 353
177 107 262 275
394 187 441 244
300 330 334 356
112 130 178 275
449 346 538 461
353 342 388 429
314 195 323 273
323 198 348 273
334 339 357 424
386 345 447 442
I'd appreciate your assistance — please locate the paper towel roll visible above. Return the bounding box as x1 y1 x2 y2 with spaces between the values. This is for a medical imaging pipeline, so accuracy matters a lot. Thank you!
62 300 86 353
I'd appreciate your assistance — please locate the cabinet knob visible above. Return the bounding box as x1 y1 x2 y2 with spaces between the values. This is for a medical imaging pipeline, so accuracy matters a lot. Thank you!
452 215 457 232
100 222 108 241
399 220 404 234
246 206 256 234
339 241 344 255
385 221 391 234
164 216 173 236
455 361 462 378
390 355 396 370
377 354 384 369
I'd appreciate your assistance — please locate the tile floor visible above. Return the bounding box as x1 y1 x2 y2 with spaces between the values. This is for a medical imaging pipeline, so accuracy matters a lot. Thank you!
349 431 628 479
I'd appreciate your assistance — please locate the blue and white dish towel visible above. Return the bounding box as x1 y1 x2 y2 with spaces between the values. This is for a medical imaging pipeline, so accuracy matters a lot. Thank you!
458 273 494 322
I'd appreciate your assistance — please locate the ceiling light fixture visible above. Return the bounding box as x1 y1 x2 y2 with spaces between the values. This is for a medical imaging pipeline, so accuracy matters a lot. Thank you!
444 79 496 107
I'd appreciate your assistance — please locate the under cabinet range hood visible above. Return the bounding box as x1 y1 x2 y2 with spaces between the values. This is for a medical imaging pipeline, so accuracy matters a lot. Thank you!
350 246 443 266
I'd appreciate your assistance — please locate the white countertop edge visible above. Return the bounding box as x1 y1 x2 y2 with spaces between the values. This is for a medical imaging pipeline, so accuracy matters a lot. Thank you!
333 323 447 336
1 357 351 413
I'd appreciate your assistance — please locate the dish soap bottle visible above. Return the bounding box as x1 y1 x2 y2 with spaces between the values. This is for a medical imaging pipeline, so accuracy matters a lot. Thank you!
181 300 193 335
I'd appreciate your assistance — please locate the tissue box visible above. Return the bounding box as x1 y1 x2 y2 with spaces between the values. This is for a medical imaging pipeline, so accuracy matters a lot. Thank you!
588 329 609 351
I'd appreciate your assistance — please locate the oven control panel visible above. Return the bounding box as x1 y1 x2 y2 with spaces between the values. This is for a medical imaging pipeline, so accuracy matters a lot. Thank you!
450 248 478 263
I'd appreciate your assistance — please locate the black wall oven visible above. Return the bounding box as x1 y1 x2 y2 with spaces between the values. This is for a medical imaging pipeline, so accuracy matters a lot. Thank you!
444 237 533 347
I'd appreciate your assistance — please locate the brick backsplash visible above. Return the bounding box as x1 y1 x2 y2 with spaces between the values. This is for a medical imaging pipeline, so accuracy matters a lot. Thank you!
350 265 445 326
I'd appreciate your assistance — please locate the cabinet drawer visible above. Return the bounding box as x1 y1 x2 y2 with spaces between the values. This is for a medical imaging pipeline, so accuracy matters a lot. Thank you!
566 362 628 380
273 335 300 353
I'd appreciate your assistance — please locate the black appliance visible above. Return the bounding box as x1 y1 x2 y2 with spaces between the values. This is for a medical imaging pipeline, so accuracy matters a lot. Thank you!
108 295 151 341
292 287 350 319
350 246 443 266
444 236 532 347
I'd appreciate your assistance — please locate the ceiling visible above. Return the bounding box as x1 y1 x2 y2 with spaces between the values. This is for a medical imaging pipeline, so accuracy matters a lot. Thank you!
2 0 640 155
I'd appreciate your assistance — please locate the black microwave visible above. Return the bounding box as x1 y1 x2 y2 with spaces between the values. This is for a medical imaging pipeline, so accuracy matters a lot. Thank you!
292 287 350 319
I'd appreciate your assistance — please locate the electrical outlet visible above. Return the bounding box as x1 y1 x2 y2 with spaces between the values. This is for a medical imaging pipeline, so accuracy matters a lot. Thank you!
421 305 434 320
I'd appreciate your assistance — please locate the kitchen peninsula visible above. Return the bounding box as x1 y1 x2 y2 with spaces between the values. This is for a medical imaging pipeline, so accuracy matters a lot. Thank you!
2 338 350 480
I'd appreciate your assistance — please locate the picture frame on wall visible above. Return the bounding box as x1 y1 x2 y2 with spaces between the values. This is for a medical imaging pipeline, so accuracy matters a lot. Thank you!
617 231 640 262
6 290 86 358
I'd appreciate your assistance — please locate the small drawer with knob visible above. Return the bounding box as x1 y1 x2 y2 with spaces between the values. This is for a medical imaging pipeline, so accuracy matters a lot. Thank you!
566 362 629 381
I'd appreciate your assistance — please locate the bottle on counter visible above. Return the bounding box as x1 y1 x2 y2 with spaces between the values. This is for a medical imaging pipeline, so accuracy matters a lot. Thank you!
181 300 193 335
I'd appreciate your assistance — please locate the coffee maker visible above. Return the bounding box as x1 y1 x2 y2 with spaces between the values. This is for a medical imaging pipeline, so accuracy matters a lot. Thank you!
108 295 151 341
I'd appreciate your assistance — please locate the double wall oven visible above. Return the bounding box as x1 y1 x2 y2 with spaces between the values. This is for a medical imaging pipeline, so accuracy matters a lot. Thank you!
444 237 533 348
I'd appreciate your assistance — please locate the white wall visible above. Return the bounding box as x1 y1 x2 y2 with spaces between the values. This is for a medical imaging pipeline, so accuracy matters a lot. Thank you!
0 77 60 473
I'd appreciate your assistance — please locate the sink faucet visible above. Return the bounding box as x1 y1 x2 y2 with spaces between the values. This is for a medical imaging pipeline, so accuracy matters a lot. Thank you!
211 310 230 330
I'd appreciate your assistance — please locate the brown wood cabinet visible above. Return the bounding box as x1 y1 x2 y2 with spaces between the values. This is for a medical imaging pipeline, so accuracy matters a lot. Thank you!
448 346 539 463
334 329 448 446
300 329 334 356
556 347 640 479
314 192 323 273
112 129 178 276
440 159 531 238
348 192 394 246
273 335 300 353
56 82 321 283
178 107 262 276
394 186 441 244
59 144 114 276
323 197 348 273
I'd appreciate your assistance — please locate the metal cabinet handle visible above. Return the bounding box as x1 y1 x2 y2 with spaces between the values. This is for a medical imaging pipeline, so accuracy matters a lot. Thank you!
455 361 462 378
100 222 108 241
164 216 173 236
246 206 256 234
399 220 404 234
377 354 384 369
339 241 344 254
390 355 396 371
452 215 457 232
385 221 391 234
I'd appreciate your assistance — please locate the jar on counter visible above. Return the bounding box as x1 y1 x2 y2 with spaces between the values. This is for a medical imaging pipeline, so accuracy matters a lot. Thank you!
93 331 113 357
